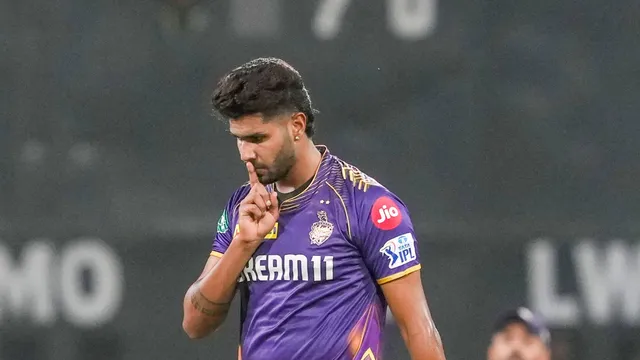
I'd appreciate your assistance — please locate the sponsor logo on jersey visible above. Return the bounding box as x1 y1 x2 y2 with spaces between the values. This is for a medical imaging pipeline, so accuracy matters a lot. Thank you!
370 196 402 230
238 254 334 282
216 209 229 233
380 233 416 269
233 223 279 239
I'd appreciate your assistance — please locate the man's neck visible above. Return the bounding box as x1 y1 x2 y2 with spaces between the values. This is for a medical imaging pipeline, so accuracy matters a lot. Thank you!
276 141 321 193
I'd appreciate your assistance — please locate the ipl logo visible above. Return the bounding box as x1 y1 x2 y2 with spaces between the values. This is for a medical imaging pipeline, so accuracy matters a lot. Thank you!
380 233 416 269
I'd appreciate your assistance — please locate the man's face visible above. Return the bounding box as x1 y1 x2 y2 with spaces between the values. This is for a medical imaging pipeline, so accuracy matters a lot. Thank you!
487 323 550 360
229 113 296 184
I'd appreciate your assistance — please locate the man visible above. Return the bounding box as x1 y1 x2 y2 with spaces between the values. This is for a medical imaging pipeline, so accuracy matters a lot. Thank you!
487 307 551 360
182 57 446 360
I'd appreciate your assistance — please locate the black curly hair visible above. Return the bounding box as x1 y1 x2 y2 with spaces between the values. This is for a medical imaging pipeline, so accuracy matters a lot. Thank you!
212 57 318 137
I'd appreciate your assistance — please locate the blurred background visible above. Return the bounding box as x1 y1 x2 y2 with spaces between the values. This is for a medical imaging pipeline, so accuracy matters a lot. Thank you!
1 0 639 359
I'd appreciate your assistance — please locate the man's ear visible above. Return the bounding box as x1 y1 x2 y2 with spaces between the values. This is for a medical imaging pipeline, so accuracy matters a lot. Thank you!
290 112 307 138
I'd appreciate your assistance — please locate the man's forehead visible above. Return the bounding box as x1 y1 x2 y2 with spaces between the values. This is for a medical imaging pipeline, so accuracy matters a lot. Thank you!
229 115 268 134
229 114 288 136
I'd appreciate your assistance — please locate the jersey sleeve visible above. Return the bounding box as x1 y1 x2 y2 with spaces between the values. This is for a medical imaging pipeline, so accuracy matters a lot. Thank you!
210 185 248 257
354 186 422 285
210 206 233 258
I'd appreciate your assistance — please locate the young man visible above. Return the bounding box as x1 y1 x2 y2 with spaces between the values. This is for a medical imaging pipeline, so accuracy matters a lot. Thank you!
182 57 446 360
487 307 551 360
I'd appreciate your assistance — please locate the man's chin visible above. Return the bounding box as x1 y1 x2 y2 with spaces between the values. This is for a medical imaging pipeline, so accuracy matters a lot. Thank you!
255 169 271 183
258 170 288 185
257 174 276 185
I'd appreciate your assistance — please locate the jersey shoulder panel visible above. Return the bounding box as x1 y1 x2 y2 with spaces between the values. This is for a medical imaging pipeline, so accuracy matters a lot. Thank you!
327 158 392 205
333 159 382 193
325 157 420 283
325 157 401 235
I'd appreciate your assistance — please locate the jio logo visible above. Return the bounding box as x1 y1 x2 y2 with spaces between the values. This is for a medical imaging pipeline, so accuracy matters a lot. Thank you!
371 196 402 230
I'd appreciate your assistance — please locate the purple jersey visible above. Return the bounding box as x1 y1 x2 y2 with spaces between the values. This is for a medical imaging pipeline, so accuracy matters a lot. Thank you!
211 146 421 360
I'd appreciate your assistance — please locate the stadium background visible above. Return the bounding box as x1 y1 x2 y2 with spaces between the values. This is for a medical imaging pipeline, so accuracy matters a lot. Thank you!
1 0 639 359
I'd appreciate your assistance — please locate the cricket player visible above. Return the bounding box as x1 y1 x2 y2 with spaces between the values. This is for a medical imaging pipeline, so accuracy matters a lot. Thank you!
487 307 551 360
182 57 446 360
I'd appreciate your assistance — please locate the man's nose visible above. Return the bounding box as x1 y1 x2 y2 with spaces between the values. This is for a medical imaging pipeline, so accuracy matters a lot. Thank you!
238 141 257 162
508 349 525 360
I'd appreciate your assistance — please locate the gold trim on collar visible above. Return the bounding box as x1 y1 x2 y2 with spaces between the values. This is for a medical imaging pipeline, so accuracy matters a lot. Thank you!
279 146 329 206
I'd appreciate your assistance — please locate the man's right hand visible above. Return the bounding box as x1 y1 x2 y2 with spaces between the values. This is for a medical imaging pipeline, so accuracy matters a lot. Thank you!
235 162 279 249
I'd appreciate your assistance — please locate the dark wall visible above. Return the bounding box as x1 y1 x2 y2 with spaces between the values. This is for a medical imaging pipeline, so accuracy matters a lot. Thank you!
1 0 639 359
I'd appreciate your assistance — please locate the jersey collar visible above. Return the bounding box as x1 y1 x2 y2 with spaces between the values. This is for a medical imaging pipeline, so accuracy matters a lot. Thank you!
278 145 332 212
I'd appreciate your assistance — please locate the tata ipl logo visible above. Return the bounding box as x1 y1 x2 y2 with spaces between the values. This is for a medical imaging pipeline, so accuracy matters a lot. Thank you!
380 233 416 269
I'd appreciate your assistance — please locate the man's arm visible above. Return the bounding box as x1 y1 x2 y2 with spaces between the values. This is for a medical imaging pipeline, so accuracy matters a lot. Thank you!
350 184 444 358
182 240 256 339
183 163 279 339
382 271 446 360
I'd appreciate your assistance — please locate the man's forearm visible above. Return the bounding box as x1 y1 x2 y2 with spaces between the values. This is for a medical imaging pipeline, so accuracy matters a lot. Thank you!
402 324 446 360
198 240 254 301
183 239 256 338
183 281 229 338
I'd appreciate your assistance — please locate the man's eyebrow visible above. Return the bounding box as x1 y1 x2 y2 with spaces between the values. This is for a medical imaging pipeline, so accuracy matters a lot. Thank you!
229 132 266 139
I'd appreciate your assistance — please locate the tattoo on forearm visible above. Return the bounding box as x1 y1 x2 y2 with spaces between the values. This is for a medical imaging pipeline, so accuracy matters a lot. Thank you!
190 288 231 317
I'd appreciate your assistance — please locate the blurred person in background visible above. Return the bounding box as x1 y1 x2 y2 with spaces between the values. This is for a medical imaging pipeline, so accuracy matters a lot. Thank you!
487 307 551 360
181 57 446 360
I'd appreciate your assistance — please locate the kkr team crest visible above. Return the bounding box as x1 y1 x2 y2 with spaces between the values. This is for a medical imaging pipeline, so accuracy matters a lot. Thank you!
309 211 333 245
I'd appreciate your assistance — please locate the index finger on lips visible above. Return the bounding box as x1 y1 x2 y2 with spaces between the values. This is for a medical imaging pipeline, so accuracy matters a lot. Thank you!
246 162 259 186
